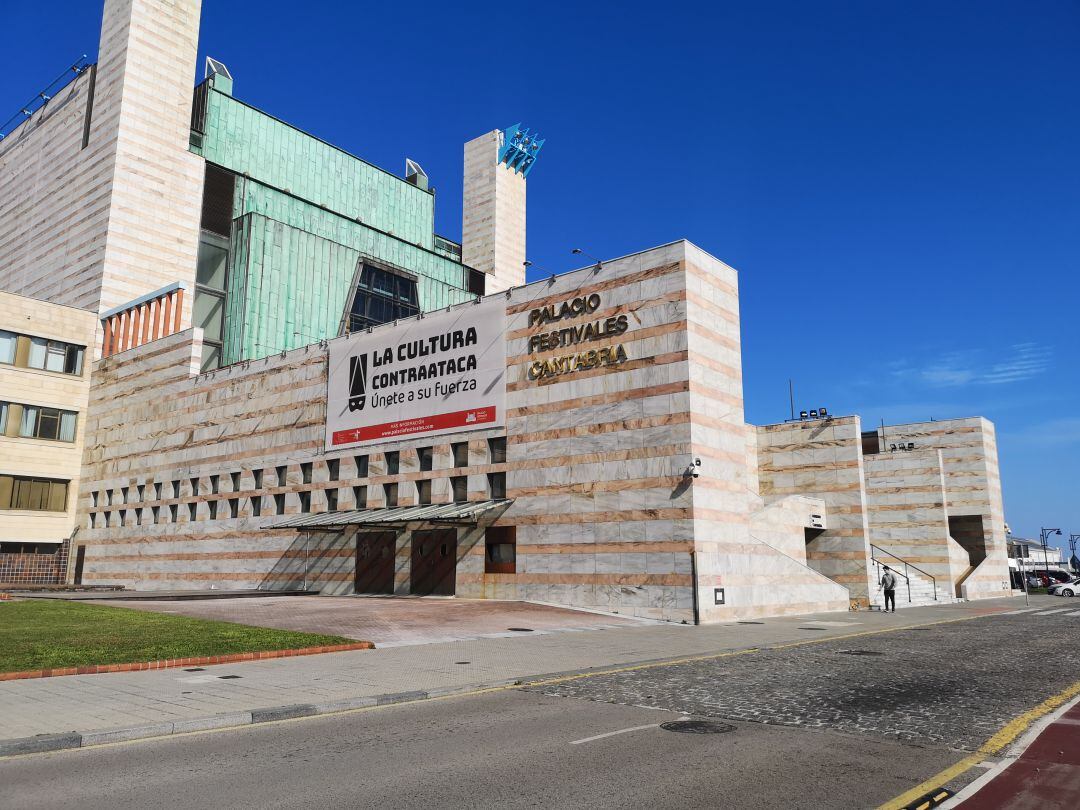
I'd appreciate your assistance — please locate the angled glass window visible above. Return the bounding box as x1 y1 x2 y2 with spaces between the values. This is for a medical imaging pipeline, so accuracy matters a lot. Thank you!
196 232 230 372
347 264 420 333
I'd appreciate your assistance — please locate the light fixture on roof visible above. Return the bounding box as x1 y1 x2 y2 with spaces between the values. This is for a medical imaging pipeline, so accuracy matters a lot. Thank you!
571 248 603 273
809 409 818 419
819 406 828 417
799 410 808 420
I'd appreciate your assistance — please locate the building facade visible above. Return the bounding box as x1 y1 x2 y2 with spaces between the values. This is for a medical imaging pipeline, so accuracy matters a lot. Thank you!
0 292 97 584
0 0 1014 617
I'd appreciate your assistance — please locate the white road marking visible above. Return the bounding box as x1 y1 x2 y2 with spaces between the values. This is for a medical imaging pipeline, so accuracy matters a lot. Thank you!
569 723 660 745
798 621 860 627
1033 608 1072 615
999 608 1041 615
1067 610 1080 617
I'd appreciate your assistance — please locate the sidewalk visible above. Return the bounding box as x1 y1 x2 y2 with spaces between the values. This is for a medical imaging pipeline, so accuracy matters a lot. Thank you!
0 598 1022 756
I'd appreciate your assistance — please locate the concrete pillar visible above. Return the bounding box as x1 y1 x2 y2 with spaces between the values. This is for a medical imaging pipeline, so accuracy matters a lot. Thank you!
0 0 204 342
93 0 205 323
461 129 527 294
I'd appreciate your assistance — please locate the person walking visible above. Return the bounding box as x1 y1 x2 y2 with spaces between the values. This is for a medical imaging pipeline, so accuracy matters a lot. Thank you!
881 566 898 613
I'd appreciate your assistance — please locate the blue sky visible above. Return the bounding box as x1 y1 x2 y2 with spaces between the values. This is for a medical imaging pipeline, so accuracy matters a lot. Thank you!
3 1 1077 548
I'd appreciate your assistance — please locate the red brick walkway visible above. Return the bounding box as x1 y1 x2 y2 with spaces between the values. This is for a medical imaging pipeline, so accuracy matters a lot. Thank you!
957 701 1080 809
95 596 639 646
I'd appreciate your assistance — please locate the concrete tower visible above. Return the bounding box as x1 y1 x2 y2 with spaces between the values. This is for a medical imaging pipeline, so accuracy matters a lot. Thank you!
0 0 203 330
461 125 544 294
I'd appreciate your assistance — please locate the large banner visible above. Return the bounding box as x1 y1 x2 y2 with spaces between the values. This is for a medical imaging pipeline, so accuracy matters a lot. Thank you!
326 298 506 449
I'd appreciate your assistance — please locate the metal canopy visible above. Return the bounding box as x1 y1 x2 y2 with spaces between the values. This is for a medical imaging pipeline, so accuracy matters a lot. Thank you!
268 499 512 531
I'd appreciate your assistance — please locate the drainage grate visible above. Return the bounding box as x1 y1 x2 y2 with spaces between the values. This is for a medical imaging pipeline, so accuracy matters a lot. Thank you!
183 667 205 672
737 621 764 625
798 627 827 631
455 661 470 665
218 674 243 679
507 627 533 632
660 720 736 734
837 650 885 656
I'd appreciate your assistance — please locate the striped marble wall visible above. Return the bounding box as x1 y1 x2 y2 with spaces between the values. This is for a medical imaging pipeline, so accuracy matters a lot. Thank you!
756 416 874 605
863 449 969 597
75 240 849 622
489 241 697 619
876 418 1010 599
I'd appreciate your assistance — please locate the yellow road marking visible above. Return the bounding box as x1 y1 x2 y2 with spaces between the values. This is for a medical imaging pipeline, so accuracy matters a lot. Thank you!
877 679 1080 810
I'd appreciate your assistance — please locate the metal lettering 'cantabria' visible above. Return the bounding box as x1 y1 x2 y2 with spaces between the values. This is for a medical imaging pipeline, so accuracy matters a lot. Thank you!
326 298 506 449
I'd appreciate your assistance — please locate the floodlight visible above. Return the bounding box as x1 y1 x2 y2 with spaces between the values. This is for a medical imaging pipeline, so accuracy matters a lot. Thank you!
819 407 828 417
799 411 808 420
809 409 818 418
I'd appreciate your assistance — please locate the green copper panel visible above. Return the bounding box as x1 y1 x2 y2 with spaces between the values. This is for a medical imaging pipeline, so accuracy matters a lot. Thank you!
198 83 435 249
192 79 477 366
222 186 475 365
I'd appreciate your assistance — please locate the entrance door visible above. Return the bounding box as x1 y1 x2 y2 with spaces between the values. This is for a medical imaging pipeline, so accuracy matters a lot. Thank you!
73 546 86 585
355 532 396 594
410 529 457 596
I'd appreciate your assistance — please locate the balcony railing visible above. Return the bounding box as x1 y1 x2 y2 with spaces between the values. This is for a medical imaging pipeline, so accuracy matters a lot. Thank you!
101 283 186 358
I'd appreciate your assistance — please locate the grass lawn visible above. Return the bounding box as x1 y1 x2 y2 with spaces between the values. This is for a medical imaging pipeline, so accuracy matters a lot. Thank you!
0 599 354 674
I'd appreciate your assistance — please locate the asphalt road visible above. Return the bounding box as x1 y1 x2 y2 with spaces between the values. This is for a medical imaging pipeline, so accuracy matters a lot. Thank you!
3 602 1079 810
0 690 956 810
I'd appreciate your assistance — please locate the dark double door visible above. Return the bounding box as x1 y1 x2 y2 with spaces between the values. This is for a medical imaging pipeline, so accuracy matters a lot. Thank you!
410 529 457 596
355 531 396 595
355 529 458 596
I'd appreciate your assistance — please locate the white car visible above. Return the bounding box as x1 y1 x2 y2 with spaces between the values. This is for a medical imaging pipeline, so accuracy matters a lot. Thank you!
1048 578 1080 597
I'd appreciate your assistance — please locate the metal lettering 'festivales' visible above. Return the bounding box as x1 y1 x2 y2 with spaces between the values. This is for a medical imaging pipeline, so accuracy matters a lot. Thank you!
526 294 630 380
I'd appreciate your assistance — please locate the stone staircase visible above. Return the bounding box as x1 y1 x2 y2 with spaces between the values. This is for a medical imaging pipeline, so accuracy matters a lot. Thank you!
870 552 943 610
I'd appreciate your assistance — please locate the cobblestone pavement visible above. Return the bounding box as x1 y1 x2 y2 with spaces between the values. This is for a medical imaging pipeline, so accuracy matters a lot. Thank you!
527 607 1080 752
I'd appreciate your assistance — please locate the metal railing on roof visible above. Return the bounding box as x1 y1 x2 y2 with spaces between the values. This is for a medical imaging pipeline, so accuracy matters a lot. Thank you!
1 56 90 142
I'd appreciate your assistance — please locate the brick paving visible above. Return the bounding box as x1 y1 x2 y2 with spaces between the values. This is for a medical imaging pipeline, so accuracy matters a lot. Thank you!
527 606 1080 752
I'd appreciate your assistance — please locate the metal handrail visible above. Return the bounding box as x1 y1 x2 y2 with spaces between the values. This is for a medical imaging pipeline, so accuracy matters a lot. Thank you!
870 544 938 603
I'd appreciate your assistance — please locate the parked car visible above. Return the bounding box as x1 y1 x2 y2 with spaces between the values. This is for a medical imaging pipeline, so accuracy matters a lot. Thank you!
1027 570 1071 588
1048 578 1080 597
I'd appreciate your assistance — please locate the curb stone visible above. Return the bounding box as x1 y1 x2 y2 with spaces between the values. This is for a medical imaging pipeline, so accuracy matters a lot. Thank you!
0 642 375 682
0 671 583 758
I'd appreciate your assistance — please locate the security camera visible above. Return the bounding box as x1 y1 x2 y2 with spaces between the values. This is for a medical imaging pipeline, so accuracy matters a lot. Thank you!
691 468 700 479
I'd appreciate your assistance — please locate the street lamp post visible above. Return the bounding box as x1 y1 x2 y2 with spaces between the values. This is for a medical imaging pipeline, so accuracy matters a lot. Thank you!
1040 527 1062 579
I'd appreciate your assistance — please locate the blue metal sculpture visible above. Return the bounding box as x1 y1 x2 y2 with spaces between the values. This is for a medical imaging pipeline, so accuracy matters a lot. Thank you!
498 123 545 177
